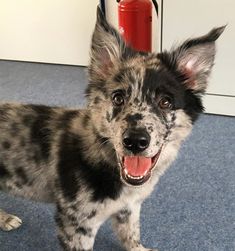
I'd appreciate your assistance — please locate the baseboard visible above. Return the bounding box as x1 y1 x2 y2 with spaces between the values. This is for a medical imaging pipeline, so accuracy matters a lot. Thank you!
203 94 235 116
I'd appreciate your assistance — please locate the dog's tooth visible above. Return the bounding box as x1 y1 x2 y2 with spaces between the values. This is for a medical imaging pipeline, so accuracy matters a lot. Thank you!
124 168 129 175
127 174 134 179
143 170 149 176
126 173 143 180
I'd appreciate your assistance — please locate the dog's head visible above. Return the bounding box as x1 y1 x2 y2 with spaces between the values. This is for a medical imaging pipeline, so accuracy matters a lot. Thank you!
86 8 224 186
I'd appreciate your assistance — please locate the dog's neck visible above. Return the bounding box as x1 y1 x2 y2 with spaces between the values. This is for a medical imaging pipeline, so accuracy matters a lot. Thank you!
69 109 117 167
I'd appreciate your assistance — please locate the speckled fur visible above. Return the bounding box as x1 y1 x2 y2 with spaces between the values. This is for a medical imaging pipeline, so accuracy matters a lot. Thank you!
0 8 224 251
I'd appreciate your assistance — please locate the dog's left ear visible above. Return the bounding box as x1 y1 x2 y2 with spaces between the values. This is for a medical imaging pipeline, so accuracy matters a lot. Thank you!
89 7 127 83
158 26 225 93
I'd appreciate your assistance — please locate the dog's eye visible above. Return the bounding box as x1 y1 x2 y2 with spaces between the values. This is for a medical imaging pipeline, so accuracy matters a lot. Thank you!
112 92 124 106
158 96 172 110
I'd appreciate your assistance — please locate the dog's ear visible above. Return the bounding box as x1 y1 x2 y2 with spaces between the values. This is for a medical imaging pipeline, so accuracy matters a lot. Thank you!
89 7 126 82
158 26 225 93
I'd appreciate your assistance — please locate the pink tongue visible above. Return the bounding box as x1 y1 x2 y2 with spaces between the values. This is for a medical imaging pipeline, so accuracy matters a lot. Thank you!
123 156 152 177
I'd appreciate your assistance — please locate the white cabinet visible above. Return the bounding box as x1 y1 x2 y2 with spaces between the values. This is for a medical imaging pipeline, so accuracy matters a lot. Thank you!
0 0 98 66
162 0 235 116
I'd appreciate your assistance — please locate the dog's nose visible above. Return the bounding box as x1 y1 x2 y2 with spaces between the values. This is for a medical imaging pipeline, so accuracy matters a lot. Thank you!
122 129 150 153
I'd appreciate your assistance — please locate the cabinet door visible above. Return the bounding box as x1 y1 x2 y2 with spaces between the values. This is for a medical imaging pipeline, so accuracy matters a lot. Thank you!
162 0 235 116
0 0 98 66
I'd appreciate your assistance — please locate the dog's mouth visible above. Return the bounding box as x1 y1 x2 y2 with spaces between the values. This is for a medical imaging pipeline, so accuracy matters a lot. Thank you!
118 148 162 187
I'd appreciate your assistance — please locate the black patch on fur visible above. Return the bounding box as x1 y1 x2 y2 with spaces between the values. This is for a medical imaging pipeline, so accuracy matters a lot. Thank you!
96 134 110 146
33 149 41 164
15 167 28 184
67 213 77 223
143 68 203 122
112 106 122 120
20 137 26 147
57 237 70 251
76 227 92 237
58 110 80 130
127 85 132 96
86 82 108 99
10 123 19 137
94 96 102 104
147 125 154 133
116 209 131 224
57 233 76 251
14 181 23 189
0 108 6 117
0 107 9 121
56 202 63 214
143 68 183 108
125 113 143 127
58 131 122 202
23 114 34 126
30 105 53 118
57 134 81 201
183 90 204 122
93 126 110 147
55 213 64 228
113 68 136 86
134 97 140 105
113 72 125 83
87 210 96 219
30 105 52 161
82 113 91 129
2 141 11 149
106 112 111 122
0 162 11 177
157 53 186 83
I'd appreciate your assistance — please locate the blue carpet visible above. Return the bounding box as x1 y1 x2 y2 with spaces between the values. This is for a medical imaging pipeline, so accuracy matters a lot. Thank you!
0 60 234 251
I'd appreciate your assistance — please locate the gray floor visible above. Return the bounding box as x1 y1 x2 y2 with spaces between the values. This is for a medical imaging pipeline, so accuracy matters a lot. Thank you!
0 60 234 251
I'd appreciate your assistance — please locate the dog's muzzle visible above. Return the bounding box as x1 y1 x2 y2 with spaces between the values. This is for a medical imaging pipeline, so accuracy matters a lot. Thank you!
117 128 162 186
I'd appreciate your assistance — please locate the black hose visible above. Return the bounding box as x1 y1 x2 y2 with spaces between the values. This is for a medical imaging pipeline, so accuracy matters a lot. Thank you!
100 0 106 17
152 0 159 17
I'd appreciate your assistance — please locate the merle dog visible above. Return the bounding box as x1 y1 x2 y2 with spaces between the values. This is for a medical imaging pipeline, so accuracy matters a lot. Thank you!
0 7 224 251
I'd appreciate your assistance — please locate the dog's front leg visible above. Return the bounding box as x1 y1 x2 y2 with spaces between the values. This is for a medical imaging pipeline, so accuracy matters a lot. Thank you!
112 203 158 251
55 208 100 251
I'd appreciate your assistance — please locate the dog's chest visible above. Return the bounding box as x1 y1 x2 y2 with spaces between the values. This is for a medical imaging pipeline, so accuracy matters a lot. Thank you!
96 182 155 218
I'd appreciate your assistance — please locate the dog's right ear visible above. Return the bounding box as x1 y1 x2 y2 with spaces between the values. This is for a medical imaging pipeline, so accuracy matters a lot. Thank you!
89 7 126 83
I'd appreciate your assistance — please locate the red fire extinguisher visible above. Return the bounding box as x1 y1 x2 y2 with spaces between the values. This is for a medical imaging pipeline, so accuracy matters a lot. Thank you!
117 0 158 52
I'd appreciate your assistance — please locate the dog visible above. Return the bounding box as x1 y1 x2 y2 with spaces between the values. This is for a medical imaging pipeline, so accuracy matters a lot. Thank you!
0 7 224 251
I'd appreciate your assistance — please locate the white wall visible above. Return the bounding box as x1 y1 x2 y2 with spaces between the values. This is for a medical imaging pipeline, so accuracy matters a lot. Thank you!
0 0 98 65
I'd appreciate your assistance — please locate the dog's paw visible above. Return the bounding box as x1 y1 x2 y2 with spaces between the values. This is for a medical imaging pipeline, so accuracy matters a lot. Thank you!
0 214 22 231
